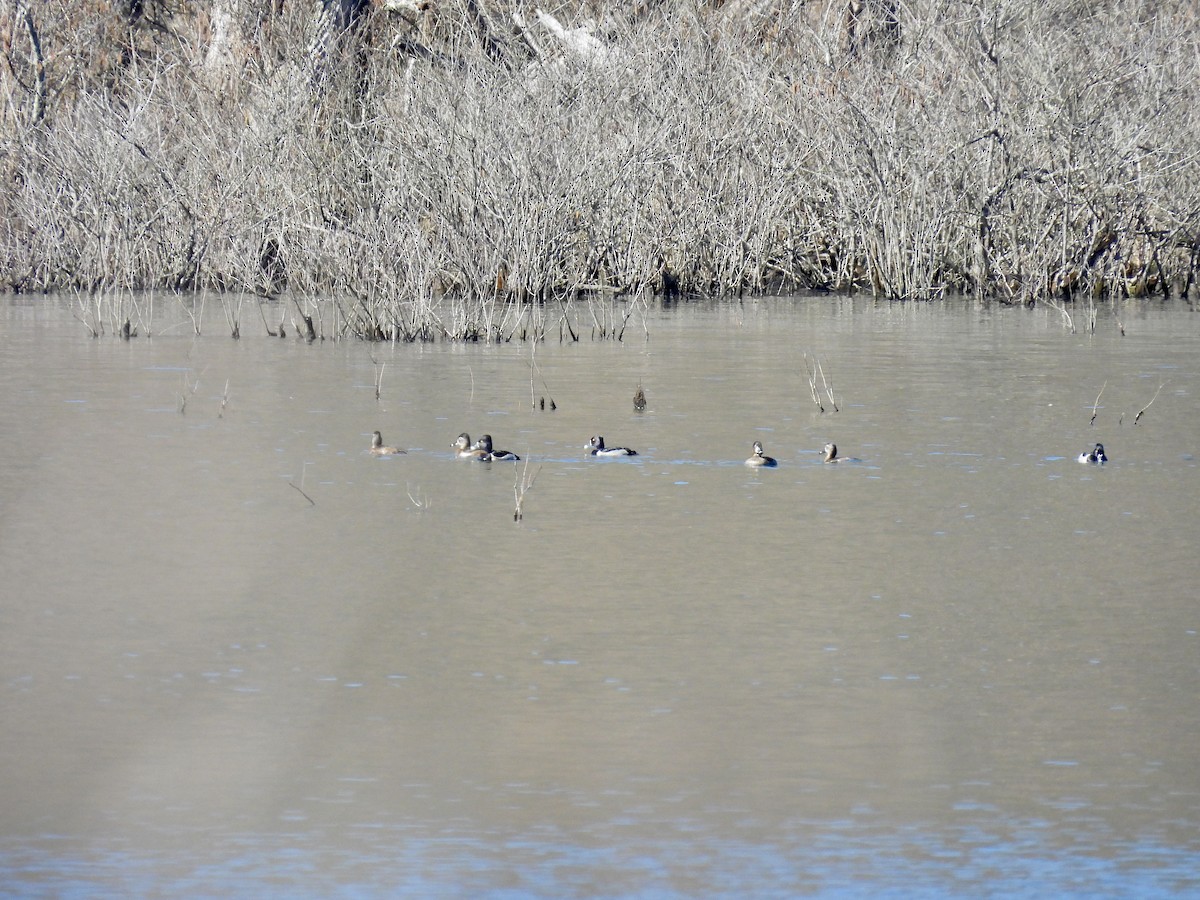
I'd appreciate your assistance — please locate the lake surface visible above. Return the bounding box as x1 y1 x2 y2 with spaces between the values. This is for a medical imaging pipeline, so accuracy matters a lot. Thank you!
1 293 1197 898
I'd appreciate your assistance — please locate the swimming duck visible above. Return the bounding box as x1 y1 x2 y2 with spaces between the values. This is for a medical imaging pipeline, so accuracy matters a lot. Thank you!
1078 442 1108 464
586 435 638 457
452 433 487 460
745 441 778 467
633 384 647 411
370 431 405 456
822 442 862 463
475 434 520 461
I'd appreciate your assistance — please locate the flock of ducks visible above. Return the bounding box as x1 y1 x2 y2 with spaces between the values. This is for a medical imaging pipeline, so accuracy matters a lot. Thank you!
371 430 873 467
374 433 1110 467
371 389 1111 468
451 432 522 461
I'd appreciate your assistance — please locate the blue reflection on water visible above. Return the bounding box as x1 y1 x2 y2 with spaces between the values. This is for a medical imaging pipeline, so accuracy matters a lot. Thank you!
3 825 1197 899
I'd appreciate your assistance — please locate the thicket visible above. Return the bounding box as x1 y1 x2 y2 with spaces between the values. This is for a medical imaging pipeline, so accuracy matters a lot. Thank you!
1 0 1197 340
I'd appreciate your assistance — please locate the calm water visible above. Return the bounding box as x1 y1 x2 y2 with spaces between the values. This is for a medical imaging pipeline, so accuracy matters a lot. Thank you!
1 294 1198 898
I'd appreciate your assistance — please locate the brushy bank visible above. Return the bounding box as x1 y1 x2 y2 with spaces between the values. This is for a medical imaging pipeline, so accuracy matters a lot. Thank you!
1 0 1197 340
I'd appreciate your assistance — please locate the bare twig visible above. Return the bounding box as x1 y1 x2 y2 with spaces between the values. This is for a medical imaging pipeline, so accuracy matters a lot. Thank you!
1133 382 1166 425
179 371 200 414
529 356 557 411
803 354 824 413
219 379 230 418
1089 380 1105 427
816 358 839 413
256 298 277 336
803 354 837 413
513 458 542 522
1043 296 1075 333
372 355 385 400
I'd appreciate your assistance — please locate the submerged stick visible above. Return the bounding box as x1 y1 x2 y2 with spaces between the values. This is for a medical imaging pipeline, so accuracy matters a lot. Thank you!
289 461 315 506
288 481 315 506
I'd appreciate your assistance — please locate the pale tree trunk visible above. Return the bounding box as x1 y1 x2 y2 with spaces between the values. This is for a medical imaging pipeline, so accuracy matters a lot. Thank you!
1 0 48 126
204 0 245 86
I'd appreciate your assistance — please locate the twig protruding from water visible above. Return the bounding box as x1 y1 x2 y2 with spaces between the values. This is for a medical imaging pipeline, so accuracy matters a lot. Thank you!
803 354 838 413
1089 380 1106 427
372 355 385 401
1133 382 1166 425
513 459 541 522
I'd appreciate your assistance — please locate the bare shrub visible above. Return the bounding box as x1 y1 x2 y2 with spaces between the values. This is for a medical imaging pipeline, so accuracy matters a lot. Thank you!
1 0 1197 334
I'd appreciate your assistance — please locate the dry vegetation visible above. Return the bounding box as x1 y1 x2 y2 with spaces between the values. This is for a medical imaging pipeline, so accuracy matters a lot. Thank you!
1 0 1197 339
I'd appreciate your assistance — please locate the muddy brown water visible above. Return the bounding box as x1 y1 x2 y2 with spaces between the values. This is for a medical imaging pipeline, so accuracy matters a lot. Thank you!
1 294 1197 896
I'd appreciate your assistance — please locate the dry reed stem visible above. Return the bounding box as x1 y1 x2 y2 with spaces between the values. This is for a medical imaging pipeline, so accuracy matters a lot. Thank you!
528 352 556 411
513 459 541 522
178 372 200 414
1090 381 1106 427
803 354 824 414
1044 296 1075 333
816 358 839 413
372 356 385 401
1133 382 1166 426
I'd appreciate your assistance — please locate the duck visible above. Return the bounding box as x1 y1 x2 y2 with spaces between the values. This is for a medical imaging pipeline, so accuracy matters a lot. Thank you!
475 434 520 461
452 433 487 460
370 431 405 456
1078 442 1108 464
745 441 777 467
586 435 638 457
822 442 861 463
633 383 647 411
